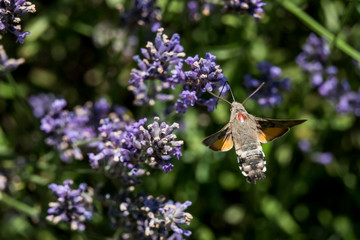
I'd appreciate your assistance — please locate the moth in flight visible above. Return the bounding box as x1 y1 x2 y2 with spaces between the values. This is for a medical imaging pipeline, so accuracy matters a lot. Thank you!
203 83 306 183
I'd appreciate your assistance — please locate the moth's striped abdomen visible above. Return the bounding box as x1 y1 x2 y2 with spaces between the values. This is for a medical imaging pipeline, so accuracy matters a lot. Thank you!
236 143 266 184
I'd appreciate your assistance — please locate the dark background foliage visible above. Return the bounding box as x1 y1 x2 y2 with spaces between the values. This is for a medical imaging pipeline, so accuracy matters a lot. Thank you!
1 0 360 239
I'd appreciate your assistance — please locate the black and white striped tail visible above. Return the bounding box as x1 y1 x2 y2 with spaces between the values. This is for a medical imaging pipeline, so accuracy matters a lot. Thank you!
237 149 266 184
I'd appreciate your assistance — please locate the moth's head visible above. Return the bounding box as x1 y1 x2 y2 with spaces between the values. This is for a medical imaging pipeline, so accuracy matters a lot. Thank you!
230 101 246 112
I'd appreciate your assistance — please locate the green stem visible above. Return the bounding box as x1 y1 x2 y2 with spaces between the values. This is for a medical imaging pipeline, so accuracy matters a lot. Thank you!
329 0 356 53
0 192 39 217
278 0 360 62
4 71 37 124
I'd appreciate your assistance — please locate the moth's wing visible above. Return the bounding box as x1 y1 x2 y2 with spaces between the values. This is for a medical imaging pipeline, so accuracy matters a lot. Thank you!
255 117 306 143
202 123 233 152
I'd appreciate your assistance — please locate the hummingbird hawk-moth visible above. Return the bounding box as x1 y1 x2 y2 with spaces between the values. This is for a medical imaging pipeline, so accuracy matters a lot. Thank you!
202 83 306 184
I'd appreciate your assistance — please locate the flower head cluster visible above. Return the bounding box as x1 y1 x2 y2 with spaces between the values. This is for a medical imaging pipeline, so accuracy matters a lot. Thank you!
223 0 266 19
296 33 338 89
28 93 56 118
187 1 214 21
129 28 185 106
122 0 162 32
296 33 346 101
47 180 93 231
111 193 192 239
0 43 24 73
244 61 290 107
187 1 200 21
34 97 113 162
89 116 183 183
0 0 36 43
297 33 360 116
172 52 229 113
336 90 360 116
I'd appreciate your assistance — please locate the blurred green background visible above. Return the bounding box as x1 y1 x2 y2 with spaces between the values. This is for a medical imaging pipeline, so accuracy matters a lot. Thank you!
1 0 360 239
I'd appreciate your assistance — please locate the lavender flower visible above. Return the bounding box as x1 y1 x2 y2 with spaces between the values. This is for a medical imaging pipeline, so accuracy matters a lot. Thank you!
296 33 331 84
336 90 360 116
129 28 185 106
122 0 162 32
187 1 214 20
47 180 93 231
298 140 311 153
37 98 114 162
174 90 198 114
89 116 183 183
296 33 342 99
161 200 192 237
94 97 111 120
244 61 290 107
28 93 56 118
297 33 360 116
111 193 192 239
223 0 266 19
312 152 333 165
0 43 24 73
172 52 229 113
187 1 200 21
0 0 36 43
202 2 214 16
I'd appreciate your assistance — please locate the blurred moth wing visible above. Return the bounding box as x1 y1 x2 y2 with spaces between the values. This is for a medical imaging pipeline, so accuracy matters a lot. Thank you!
202 123 233 152
202 116 305 150
255 117 306 143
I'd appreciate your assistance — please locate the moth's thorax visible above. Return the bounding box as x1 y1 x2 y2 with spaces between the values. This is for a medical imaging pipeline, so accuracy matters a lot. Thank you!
230 103 258 147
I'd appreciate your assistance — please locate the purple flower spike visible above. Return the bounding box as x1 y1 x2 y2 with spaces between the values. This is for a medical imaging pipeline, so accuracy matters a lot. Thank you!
172 52 229 113
129 28 185 106
336 91 360 117
187 1 200 21
296 33 340 94
122 0 162 31
297 33 360 116
162 200 193 233
28 93 56 118
0 0 36 43
112 193 192 239
0 44 25 74
223 0 266 19
244 61 290 107
47 180 93 231
89 116 184 183
36 98 114 162
175 90 198 114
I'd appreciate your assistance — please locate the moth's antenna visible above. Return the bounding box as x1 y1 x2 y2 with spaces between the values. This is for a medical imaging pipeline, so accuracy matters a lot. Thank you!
242 82 265 104
216 81 235 106
207 90 232 105
226 81 236 102
215 82 227 106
